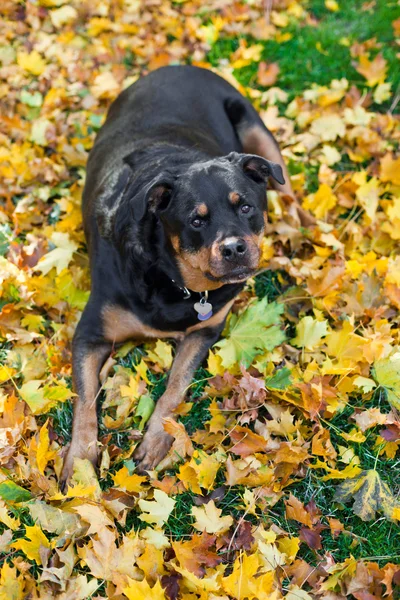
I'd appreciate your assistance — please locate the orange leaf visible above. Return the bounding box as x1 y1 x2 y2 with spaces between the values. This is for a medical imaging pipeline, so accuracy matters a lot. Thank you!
230 426 267 457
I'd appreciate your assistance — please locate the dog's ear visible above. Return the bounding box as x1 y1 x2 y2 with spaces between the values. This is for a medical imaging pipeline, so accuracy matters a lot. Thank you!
227 152 285 185
123 153 176 222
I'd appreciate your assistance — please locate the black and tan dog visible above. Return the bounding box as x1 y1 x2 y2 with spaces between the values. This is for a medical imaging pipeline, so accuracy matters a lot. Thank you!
60 65 308 486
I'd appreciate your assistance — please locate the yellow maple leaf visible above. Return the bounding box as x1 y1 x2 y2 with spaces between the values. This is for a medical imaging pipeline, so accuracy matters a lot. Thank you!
123 576 166 600
17 50 46 76
189 450 222 491
340 428 366 443
355 174 381 220
380 153 400 186
207 350 225 376
277 536 300 562
177 462 202 494
303 184 337 219
309 115 345 141
12 524 51 565
120 375 141 401
0 499 20 531
0 562 24 600
334 469 397 521
356 53 387 87
292 316 329 350
311 458 363 480
36 419 57 475
146 340 173 369
112 465 148 493
191 500 233 534
138 490 176 527
36 232 78 275
222 552 262 600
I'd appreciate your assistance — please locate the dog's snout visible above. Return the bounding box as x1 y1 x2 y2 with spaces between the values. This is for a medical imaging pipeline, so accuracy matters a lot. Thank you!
220 238 248 262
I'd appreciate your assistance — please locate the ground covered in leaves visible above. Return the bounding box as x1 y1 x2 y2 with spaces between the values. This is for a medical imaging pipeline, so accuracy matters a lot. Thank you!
1 0 400 598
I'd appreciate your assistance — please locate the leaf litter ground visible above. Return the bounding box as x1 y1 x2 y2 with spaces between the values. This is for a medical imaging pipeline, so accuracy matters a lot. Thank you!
0 0 400 598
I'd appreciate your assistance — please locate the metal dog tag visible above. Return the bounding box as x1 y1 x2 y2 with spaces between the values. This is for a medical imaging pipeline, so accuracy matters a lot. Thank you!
194 292 213 321
194 301 212 316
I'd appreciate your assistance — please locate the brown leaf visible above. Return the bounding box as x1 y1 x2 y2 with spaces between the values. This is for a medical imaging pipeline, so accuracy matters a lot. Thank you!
161 572 182 600
230 426 267 457
300 526 322 550
172 533 222 577
285 494 313 527
257 61 280 86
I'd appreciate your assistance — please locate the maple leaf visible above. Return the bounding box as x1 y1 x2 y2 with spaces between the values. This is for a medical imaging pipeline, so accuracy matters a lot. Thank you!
35 232 78 275
0 499 20 531
230 426 267 457
35 419 57 475
138 489 176 527
29 500 82 538
123 577 166 600
221 552 268 600
191 500 233 534
172 532 221 577
292 316 329 350
334 469 398 521
0 481 32 503
214 298 285 368
0 562 24 600
303 184 337 219
380 153 400 186
146 340 173 369
309 115 345 141
12 524 52 565
373 353 400 409
285 494 313 527
112 465 147 493
17 50 46 75
257 61 280 86
355 53 387 86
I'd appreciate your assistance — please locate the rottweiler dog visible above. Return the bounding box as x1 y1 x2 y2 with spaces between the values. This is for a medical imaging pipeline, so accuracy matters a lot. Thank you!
60 65 308 486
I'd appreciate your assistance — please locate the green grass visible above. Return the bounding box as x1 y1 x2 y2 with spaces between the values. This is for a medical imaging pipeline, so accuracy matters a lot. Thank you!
208 0 400 106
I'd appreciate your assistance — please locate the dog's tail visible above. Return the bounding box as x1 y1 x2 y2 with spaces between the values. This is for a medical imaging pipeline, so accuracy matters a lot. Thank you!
224 96 293 198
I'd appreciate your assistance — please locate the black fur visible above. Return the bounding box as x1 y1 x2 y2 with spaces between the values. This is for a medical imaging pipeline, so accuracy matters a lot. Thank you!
82 65 284 335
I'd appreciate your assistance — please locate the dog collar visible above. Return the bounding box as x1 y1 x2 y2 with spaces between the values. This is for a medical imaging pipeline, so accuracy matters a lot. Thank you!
171 280 213 321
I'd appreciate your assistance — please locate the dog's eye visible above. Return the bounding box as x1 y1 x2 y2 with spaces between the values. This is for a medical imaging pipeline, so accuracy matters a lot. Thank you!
240 204 252 214
191 217 204 228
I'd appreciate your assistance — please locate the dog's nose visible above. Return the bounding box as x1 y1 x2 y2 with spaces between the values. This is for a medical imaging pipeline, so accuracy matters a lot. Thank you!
220 238 247 261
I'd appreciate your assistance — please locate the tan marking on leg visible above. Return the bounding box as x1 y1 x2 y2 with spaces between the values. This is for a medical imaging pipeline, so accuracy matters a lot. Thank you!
197 203 208 216
60 344 110 490
102 304 184 344
134 323 228 472
229 191 240 204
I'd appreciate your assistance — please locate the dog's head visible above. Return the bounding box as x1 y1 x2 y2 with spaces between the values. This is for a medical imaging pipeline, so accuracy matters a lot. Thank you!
110 152 284 291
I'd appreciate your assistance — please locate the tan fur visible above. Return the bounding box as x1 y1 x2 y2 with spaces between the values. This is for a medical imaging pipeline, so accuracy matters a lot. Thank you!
60 345 111 487
170 235 180 252
175 250 224 292
102 305 184 344
197 203 208 216
229 191 240 204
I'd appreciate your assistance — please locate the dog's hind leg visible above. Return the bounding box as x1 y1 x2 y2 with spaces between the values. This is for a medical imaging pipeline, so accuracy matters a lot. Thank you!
225 97 315 226
59 308 111 490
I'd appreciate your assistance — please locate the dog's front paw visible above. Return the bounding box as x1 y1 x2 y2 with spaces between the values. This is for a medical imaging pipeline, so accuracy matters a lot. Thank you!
59 440 98 493
133 427 173 474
